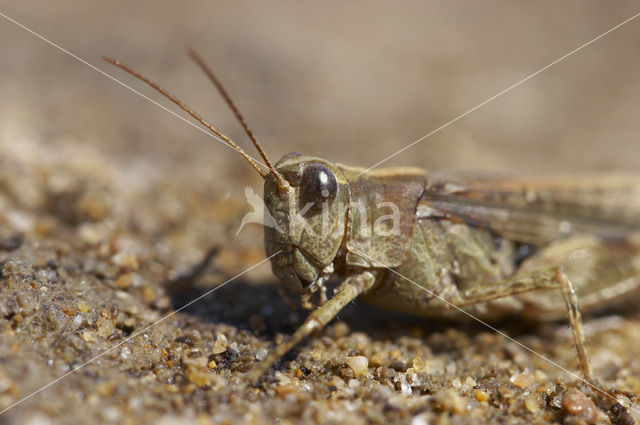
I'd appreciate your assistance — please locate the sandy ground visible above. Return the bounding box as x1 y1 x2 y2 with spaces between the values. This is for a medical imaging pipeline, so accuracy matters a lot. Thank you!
0 2 640 424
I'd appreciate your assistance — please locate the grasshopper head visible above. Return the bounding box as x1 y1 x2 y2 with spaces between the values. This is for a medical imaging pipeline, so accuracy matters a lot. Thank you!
264 153 349 294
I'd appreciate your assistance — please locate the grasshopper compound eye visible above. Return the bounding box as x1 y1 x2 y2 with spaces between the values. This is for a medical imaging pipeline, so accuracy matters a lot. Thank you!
300 163 338 212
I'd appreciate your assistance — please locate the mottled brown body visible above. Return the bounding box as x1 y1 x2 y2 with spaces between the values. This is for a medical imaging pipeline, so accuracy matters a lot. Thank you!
255 154 640 383
353 170 640 321
266 156 640 321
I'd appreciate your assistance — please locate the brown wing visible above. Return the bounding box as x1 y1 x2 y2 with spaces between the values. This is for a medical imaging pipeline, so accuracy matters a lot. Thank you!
420 174 640 245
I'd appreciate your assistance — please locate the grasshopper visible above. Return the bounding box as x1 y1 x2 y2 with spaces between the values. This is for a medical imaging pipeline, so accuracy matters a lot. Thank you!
105 53 640 394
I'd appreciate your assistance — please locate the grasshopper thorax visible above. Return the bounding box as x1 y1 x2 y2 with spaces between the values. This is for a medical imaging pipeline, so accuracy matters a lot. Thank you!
264 153 350 294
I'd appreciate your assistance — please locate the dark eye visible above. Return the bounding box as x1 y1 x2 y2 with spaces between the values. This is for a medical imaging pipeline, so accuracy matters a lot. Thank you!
300 164 337 212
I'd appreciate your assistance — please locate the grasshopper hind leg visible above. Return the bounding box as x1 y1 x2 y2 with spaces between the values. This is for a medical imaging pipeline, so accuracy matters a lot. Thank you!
453 235 640 389
455 267 594 383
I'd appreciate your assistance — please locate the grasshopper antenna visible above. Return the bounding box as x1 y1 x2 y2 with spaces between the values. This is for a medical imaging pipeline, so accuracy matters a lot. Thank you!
186 49 290 193
103 56 270 179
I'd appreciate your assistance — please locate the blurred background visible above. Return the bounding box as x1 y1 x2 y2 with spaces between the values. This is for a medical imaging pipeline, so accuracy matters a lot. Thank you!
1 1 639 183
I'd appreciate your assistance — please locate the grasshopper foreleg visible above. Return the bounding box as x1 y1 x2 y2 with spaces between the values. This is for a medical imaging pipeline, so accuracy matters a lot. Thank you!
248 270 377 383
453 267 594 383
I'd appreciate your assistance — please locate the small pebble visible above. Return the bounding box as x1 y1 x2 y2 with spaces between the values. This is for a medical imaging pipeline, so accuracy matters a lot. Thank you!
329 376 345 390
610 403 636 425
111 252 139 270
510 371 535 389
445 362 456 374
423 359 443 374
187 370 210 387
82 331 97 342
255 348 269 362
212 334 229 354
464 377 477 389
475 389 489 403
77 223 107 245
561 388 596 424
346 356 368 376
524 396 541 413
410 413 430 425
534 369 548 383
120 346 131 359
400 381 412 396
370 351 389 367
435 388 467 415
186 357 210 387
411 356 424 371
77 301 90 313
115 273 136 289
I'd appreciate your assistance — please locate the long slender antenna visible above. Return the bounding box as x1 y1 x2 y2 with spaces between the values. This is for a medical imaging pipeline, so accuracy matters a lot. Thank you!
103 56 269 178
186 49 290 192
187 50 273 171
